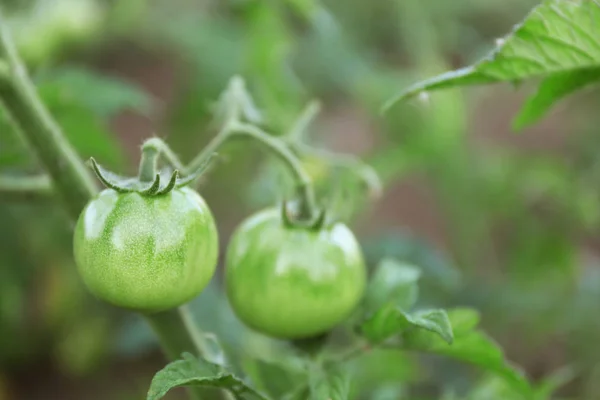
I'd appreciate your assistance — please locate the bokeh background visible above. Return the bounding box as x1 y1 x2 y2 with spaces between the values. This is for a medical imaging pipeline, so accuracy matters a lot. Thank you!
2 0 600 399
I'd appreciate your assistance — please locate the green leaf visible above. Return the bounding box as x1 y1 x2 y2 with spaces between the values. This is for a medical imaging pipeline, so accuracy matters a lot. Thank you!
361 305 453 345
513 68 600 129
460 375 530 400
0 67 145 169
36 66 153 118
37 80 128 168
309 366 350 400
364 258 421 313
147 353 269 400
362 232 461 293
402 309 533 396
384 0 600 123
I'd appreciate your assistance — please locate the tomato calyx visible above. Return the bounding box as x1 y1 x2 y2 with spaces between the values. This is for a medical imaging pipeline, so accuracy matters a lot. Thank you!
88 158 196 196
281 200 328 231
89 147 212 196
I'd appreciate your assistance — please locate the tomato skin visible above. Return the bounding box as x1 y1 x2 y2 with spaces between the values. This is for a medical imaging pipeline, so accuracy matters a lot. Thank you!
73 187 218 313
225 208 366 339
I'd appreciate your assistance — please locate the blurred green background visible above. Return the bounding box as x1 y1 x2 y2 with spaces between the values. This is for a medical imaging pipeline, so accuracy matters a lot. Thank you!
1 0 600 399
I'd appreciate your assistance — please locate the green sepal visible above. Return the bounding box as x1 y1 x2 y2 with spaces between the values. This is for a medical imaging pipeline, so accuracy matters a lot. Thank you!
280 200 329 231
141 174 162 195
88 157 150 193
87 157 213 196
156 170 179 195
309 209 327 231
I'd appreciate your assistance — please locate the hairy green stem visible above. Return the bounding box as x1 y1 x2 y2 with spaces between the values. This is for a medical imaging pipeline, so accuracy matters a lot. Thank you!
286 100 321 141
231 122 316 220
138 145 159 182
0 174 52 200
188 121 317 221
142 137 186 172
0 13 96 219
291 143 383 199
144 310 206 400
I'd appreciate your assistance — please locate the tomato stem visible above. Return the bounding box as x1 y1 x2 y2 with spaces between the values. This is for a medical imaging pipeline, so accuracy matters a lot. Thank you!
231 122 317 221
285 100 321 142
187 77 318 221
289 142 383 200
138 144 159 182
188 120 317 221
0 174 53 200
142 137 187 172
144 309 208 400
0 11 97 219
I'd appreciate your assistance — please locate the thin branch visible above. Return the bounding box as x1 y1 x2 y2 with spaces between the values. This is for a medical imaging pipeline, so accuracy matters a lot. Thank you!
286 100 321 141
0 174 53 200
291 143 383 199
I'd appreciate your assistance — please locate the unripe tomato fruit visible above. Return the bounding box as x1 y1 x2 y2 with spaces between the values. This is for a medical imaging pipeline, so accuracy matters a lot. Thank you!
225 208 366 339
73 187 218 313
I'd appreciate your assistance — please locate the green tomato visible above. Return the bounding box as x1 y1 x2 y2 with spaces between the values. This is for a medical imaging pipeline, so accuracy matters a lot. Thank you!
225 208 366 339
73 187 218 313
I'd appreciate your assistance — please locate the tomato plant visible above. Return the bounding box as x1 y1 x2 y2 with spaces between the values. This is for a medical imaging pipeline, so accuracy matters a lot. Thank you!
2 0 600 399
225 207 366 339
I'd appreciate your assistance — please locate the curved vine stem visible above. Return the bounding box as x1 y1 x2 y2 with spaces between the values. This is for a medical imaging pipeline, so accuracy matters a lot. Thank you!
0 11 96 219
187 77 318 221
286 100 321 142
290 143 383 199
188 122 317 221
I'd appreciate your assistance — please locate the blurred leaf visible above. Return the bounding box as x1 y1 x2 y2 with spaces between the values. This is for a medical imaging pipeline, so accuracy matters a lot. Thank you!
403 309 533 396
8 0 105 65
242 1 303 127
384 0 600 123
37 82 126 168
202 333 228 367
1 66 145 169
360 305 453 345
533 366 576 400
514 68 600 129
55 316 110 376
147 353 268 400
243 358 305 399
37 66 153 118
347 348 415 398
364 258 422 313
458 375 529 400
308 365 350 400
369 385 405 400
362 231 461 293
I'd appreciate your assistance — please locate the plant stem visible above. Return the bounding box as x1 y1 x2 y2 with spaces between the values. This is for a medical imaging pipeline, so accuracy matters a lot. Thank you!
233 122 316 220
142 137 186 171
0 174 52 200
188 121 317 221
0 12 96 220
286 100 321 141
291 143 383 199
144 310 206 400
138 145 159 182
178 304 210 356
